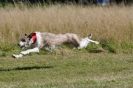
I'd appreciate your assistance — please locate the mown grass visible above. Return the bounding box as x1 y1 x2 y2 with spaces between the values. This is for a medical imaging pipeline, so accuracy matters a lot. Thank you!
0 52 133 88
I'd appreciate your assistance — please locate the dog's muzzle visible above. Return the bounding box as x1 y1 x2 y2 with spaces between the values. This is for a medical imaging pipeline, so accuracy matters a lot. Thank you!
18 41 28 49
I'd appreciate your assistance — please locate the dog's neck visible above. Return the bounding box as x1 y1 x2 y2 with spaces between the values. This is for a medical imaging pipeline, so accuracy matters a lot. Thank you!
29 33 37 44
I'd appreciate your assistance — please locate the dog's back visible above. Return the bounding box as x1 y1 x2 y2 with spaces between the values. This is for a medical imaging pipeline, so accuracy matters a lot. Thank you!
41 32 80 47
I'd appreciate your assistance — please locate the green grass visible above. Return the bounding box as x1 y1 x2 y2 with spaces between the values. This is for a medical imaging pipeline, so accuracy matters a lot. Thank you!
0 50 133 88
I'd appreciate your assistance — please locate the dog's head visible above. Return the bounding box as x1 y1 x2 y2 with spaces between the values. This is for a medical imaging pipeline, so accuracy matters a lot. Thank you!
19 33 35 49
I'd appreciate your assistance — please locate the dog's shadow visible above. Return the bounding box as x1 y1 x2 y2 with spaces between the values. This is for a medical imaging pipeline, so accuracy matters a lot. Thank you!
0 65 53 72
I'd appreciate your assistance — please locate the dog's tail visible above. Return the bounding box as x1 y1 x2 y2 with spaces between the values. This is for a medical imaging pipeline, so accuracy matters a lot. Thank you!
88 33 92 39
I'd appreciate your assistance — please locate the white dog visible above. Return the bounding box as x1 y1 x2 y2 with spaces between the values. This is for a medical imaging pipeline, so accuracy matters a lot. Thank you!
12 32 99 58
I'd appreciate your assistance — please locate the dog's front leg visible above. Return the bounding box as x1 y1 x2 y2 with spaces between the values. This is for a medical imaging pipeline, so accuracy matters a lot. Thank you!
20 47 40 55
13 47 40 58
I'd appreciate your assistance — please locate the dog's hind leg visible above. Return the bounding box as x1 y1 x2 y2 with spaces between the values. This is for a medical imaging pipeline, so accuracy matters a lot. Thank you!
44 45 56 52
78 37 99 49
72 38 80 47
88 39 99 45
71 34 81 47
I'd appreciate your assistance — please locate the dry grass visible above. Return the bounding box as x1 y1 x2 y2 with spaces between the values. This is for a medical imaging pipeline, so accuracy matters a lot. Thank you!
0 5 133 44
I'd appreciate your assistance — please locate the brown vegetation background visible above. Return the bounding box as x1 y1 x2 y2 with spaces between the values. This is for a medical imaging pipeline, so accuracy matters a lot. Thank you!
0 5 133 45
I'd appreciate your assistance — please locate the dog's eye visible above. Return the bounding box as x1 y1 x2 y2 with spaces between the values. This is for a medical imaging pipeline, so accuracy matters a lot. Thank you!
21 38 26 42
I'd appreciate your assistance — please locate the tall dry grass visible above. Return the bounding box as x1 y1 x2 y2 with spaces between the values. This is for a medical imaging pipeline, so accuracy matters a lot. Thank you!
0 5 133 45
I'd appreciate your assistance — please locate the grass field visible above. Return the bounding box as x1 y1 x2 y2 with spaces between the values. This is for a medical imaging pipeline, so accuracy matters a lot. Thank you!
0 5 133 88
0 52 133 88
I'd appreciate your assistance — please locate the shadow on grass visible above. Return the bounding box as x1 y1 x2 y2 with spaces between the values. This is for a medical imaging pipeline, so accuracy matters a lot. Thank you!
0 65 54 72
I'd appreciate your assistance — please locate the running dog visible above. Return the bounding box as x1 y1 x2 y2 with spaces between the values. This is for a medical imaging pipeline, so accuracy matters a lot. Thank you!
12 32 99 58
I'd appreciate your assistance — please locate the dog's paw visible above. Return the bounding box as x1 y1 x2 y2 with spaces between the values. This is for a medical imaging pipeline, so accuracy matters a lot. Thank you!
12 54 23 59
